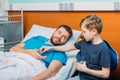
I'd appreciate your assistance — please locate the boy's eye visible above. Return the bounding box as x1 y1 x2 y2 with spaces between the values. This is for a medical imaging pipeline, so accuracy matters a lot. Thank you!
82 31 85 34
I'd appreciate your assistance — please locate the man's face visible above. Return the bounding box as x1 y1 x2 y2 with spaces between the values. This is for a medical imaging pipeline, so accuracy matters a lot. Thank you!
50 27 70 46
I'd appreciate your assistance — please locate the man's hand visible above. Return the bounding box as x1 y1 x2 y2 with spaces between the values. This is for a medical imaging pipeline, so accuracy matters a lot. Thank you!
28 49 47 60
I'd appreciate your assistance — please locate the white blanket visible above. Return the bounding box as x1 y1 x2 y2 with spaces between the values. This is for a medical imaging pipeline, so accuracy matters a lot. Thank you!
0 52 47 80
0 51 77 80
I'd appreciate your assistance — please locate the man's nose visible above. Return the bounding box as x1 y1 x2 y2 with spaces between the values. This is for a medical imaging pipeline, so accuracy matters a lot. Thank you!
57 34 62 38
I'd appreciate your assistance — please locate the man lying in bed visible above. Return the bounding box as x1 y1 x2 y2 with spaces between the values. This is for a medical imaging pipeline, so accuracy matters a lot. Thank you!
9 25 73 80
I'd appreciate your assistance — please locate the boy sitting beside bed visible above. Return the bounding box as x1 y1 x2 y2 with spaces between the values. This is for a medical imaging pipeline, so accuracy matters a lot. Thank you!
0 25 72 80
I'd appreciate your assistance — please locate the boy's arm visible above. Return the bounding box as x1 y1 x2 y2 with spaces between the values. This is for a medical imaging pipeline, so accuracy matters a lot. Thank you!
40 44 76 53
86 67 110 78
27 60 63 80
75 61 110 78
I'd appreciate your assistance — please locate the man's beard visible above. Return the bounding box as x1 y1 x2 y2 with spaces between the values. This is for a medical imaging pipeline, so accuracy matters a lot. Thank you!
50 37 64 46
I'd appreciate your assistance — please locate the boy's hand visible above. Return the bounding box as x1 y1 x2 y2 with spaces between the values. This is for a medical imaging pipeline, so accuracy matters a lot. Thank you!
75 61 87 72
39 46 51 54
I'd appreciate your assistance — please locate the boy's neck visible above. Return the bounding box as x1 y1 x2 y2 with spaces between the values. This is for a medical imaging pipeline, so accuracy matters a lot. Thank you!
92 35 102 44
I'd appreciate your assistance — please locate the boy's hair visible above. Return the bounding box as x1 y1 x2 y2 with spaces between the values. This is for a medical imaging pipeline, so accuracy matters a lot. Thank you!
80 14 103 34
57 25 73 39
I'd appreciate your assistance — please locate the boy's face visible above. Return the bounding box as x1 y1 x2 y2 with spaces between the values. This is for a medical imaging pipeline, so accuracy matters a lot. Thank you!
50 27 70 45
81 22 96 41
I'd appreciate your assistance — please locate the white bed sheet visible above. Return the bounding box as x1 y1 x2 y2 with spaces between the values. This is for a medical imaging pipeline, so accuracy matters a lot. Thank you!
0 52 47 80
0 51 79 80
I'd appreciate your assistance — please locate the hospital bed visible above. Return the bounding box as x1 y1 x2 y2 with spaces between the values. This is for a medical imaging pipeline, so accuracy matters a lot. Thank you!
0 24 82 80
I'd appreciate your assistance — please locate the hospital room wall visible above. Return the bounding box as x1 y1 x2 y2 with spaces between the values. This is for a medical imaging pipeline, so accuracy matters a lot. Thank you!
8 11 120 79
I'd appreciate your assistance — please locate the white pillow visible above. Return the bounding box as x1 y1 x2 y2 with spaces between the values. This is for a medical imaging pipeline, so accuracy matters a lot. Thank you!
22 24 55 42
23 24 82 43
22 24 82 57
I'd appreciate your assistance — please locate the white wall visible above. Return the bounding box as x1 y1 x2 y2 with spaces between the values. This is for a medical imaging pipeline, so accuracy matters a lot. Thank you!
0 0 8 16
8 2 120 11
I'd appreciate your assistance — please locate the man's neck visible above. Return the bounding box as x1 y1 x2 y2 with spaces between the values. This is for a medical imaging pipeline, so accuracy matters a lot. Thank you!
46 39 52 44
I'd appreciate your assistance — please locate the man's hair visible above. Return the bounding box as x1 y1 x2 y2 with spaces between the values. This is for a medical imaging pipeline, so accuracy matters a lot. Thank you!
80 14 103 34
57 25 73 39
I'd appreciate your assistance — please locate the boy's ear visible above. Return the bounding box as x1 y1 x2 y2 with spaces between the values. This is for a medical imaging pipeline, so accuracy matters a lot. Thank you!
92 28 98 34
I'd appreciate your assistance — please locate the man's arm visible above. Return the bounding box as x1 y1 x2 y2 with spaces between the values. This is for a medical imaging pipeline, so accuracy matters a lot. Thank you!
10 43 46 59
27 60 63 80
10 42 29 53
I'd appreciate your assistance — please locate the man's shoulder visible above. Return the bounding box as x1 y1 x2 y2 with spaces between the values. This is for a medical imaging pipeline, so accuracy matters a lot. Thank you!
31 35 48 41
32 35 47 39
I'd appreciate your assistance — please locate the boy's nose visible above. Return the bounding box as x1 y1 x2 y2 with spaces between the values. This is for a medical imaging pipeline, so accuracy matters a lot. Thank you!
80 34 84 39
